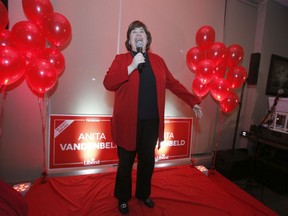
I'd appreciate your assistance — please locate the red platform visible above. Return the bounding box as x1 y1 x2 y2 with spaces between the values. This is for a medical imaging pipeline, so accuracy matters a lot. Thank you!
25 165 277 216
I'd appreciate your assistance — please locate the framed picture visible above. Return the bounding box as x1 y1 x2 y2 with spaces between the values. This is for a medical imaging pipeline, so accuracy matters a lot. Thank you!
265 54 288 97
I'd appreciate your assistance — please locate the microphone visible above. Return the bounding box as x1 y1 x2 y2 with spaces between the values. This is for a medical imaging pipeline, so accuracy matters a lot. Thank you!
136 40 145 71
275 89 284 100
273 88 284 107
136 40 143 53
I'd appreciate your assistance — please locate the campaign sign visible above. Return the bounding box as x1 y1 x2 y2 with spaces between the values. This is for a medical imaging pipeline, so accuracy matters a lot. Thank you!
49 115 116 169
155 118 192 162
49 115 192 169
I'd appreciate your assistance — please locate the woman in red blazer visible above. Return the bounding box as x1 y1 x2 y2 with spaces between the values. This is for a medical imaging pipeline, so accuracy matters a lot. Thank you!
103 20 202 215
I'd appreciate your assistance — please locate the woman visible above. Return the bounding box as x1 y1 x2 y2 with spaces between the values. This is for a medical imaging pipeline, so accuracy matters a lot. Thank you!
103 20 202 215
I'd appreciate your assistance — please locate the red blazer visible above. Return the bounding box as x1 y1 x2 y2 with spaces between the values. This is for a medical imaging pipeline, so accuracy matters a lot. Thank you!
103 52 201 151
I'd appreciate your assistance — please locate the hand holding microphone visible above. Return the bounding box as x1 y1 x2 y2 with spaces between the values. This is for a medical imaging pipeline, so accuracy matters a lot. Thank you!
128 53 145 75
127 40 145 75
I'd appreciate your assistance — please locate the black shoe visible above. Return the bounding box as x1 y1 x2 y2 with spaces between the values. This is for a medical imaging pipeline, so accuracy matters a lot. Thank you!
142 198 155 208
118 201 129 215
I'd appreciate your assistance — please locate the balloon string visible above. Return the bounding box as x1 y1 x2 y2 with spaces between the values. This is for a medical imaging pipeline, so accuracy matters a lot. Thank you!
191 118 198 167
38 96 48 183
210 110 225 174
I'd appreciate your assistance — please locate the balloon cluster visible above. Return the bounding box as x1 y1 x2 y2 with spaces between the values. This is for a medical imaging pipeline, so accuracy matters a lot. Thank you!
0 0 71 96
187 26 247 113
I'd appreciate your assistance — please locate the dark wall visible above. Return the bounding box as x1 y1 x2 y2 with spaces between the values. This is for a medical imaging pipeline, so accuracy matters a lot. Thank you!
1 0 8 29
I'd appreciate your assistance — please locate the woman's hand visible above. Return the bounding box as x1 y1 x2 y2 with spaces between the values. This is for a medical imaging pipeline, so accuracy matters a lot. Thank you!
193 104 203 119
127 53 145 75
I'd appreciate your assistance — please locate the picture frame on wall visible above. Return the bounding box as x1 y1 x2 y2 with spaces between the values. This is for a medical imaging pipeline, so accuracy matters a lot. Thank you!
266 54 288 98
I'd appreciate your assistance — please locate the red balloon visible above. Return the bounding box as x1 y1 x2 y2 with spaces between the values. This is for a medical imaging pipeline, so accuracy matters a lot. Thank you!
195 59 215 84
0 46 26 86
26 58 58 95
11 21 46 61
186 47 205 72
220 91 239 113
226 65 247 89
214 62 227 80
207 42 227 65
192 77 211 98
210 78 230 102
22 0 54 28
39 48 65 76
196 26 215 49
43 12 72 48
226 44 244 67
0 29 12 46
0 1 8 29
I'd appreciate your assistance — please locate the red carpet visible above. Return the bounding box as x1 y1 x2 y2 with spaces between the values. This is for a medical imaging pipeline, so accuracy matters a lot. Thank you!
0 180 28 216
25 165 277 216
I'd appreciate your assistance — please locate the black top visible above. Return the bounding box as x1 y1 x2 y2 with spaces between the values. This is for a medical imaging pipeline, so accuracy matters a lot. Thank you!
132 52 159 120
